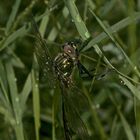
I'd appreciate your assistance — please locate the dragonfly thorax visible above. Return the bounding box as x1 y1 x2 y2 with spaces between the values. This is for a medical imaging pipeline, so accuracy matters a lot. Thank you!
54 53 75 79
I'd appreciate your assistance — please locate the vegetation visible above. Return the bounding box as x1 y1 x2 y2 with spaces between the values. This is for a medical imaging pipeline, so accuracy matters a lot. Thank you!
0 0 140 140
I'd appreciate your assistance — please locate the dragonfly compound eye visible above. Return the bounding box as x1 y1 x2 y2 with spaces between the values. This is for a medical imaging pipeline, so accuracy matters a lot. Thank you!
63 42 79 61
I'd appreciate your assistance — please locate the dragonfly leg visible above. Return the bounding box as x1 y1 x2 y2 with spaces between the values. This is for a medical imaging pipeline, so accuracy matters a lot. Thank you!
77 61 112 80
77 61 93 80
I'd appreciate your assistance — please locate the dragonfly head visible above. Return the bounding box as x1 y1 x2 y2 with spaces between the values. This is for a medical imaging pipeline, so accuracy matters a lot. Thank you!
63 42 79 61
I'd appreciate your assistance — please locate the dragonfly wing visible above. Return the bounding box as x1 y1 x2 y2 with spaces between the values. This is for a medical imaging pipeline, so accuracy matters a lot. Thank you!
62 99 72 140
67 83 89 114
31 17 56 88
61 81 90 140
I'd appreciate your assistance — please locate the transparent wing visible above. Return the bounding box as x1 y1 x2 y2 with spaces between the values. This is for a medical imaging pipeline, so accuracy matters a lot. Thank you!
31 17 56 88
67 83 89 114
62 101 72 140
61 81 90 140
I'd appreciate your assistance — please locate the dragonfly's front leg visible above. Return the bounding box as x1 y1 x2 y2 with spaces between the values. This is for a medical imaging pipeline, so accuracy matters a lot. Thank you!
77 61 94 80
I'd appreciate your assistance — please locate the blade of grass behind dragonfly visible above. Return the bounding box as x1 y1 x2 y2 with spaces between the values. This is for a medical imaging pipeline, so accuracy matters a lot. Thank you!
82 86 108 140
31 54 40 140
5 0 21 34
20 73 32 113
39 10 50 37
134 96 140 140
0 79 11 112
119 75 140 140
0 4 60 51
98 44 139 84
11 54 25 68
5 44 25 68
0 65 13 124
110 115 119 140
128 0 137 54
82 12 140 52
5 61 24 140
47 6 69 41
0 60 10 103
119 75 140 100
0 25 29 51
109 93 135 140
98 0 117 17
89 9 140 78
64 0 91 41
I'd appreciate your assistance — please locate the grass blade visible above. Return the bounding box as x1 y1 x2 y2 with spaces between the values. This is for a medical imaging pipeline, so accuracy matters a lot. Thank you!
5 61 24 140
20 73 32 113
134 97 140 140
119 75 140 100
109 94 135 140
0 60 9 103
119 111 135 140
31 55 40 140
6 0 21 33
89 9 140 77
0 25 29 51
82 12 140 51
64 0 90 40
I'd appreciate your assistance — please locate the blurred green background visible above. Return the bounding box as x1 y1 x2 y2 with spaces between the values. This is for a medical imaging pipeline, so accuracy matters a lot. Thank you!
0 0 140 140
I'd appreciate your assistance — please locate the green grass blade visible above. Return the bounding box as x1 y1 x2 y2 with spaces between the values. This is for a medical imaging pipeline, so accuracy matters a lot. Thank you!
89 9 140 77
84 43 139 85
5 62 19 119
87 0 96 11
119 75 140 139
109 94 135 140
6 0 21 34
119 75 140 100
64 0 90 40
0 78 11 109
134 97 140 140
31 55 40 140
0 4 60 51
11 0 37 31
0 105 14 125
20 73 32 113
39 10 50 37
110 115 119 140
47 6 69 41
82 12 140 51
5 61 24 140
0 61 10 103
128 0 136 54
0 25 29 51
119 110 135 140
83 87 108 140
11 51 25 68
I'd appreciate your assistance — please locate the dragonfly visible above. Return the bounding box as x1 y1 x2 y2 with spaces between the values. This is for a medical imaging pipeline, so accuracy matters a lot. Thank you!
31 16 94 140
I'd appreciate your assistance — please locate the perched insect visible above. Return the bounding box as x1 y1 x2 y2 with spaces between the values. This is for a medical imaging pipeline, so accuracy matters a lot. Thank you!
31 16 93 140
54 41 93 86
